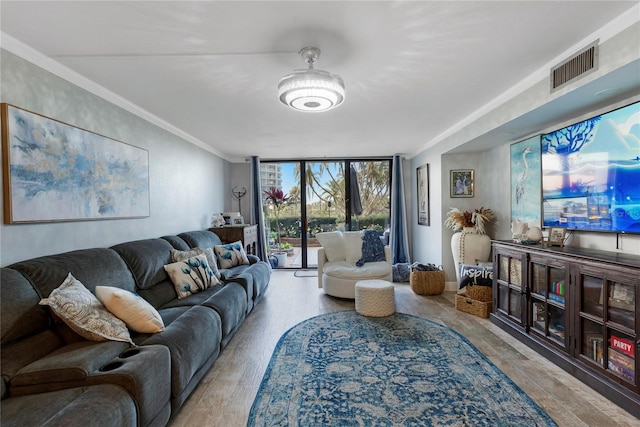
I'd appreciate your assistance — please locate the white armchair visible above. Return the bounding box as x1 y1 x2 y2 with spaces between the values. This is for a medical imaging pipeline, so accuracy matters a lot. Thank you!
316 231 392 299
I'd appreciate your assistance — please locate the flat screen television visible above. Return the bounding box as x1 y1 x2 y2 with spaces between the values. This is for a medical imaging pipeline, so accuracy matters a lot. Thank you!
541 101 640 234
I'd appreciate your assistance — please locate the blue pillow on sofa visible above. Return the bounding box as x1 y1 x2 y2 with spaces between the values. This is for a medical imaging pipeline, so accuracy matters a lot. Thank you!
356 229 386 267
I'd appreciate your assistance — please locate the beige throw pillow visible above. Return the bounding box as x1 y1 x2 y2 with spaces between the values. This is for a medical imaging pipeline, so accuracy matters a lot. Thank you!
164 254 217 299
171 247 221 279
39 273 133 345
95 286 164 333
343 231 364 264
316 231 346 262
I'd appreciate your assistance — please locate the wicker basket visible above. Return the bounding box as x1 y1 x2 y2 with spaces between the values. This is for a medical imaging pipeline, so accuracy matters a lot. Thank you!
455 295 492 318
463 284 492 302
410 270 445 295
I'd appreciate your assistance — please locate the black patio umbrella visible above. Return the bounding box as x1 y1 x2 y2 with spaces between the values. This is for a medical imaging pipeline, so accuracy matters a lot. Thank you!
349 165 363 217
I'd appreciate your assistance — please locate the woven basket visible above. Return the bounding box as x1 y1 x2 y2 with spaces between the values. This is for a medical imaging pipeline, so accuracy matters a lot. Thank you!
455 295 492 318
410 270 445 296
463 284 492 302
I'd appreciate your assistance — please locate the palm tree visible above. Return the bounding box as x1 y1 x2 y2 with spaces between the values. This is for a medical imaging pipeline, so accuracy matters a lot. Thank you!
291 161 391 218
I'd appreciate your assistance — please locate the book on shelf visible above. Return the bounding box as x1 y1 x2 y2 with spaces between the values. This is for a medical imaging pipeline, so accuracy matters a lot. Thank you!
608 360 635 382
539 290 565 304
609 348 635 371
611 335 635 357
549 326 565 340
608 346 635 382
548 293 565 304
588 336 603 364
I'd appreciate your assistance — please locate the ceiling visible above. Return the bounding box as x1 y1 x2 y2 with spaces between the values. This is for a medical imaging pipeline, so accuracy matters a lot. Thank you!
2 1 639 162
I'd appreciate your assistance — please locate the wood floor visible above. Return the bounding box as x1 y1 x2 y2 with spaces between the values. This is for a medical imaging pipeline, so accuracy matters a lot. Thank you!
170 271 639 427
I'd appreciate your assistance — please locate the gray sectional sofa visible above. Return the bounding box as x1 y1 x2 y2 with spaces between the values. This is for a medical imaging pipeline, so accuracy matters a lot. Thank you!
0 229 271 427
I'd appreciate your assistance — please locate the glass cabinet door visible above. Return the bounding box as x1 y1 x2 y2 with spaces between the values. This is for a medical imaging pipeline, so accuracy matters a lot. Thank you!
496 250 524 324
529 259 567 348
580 275 605 366
578 269 637 389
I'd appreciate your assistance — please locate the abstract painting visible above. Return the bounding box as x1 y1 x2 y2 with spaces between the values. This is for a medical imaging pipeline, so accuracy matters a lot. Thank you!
510 135 541 229
2 104 149 223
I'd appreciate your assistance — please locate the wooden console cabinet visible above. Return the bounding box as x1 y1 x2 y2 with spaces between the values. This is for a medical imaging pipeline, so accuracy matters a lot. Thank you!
209 225 257 256
491 240 640 417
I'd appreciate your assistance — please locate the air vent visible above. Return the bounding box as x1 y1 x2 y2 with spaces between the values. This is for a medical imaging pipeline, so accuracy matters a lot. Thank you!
550 41 599 92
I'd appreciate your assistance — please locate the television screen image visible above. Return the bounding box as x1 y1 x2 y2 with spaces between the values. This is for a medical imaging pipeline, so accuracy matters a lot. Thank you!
541 101 640 234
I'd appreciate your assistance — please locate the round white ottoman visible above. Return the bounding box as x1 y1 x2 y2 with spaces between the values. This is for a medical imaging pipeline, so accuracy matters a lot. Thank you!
355 280 395 317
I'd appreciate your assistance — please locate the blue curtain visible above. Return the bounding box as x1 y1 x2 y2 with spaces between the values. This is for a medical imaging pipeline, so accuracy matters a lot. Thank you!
390 155 410 264
251 156 268 261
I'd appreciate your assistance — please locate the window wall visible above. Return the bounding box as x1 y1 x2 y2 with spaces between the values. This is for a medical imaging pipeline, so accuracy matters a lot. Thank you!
261 159 391 269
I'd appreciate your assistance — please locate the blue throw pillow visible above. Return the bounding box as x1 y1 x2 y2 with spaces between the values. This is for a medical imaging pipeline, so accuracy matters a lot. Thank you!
356 229 386 267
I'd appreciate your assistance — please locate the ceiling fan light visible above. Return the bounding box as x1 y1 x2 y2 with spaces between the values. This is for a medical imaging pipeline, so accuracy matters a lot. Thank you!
278 47 345 112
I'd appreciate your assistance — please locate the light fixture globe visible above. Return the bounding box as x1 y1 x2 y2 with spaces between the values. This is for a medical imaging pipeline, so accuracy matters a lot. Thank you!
278 47 345 112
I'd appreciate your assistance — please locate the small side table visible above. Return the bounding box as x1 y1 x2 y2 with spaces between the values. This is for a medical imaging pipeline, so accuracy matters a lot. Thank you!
209 225 257 255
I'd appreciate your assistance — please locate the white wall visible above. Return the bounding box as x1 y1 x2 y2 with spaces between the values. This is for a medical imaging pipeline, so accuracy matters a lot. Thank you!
410 150 445 275
228 161 253 223
1 50 230 266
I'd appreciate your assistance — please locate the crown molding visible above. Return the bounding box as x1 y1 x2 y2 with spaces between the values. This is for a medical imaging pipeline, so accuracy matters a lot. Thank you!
0 32 231 161
411 3 640 158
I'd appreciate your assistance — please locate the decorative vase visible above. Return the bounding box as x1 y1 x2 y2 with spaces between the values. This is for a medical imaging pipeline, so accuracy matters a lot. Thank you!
274 252 287 269
451 227 492 284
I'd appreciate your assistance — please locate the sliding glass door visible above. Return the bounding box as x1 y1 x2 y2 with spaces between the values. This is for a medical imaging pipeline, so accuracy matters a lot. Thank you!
261 159 391 269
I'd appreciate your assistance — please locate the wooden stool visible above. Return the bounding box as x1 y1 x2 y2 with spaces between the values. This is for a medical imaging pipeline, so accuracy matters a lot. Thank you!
355 280 395 317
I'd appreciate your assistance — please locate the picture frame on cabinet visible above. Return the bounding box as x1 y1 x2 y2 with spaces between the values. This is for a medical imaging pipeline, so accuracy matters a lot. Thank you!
608 283 635 312
547 227 566 246
450 169 474 198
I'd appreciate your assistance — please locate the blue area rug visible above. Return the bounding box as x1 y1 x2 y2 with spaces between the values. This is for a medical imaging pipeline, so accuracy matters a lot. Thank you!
248 311 557 426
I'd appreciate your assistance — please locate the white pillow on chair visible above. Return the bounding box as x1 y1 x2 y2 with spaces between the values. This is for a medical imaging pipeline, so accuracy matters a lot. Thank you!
316 231 345 262
343 231 363 264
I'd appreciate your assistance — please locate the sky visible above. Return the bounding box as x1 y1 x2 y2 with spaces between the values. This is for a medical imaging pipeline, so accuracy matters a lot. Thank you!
279 162 343 203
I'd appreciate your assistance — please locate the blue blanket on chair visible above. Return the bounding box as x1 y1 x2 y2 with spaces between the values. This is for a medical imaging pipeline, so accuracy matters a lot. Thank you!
356 229 386 266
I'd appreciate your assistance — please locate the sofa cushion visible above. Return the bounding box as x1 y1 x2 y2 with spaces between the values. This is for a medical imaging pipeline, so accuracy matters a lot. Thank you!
95 286 164 333
11 341 129 386
39 274 133 345
1 268 50 346
140 306 221 399
0 384 137 427
323 260 391 280
316 231 345 262
221 262 271 303
111 239 174 291
343 231 363 263
164 255 217 299
214 241 249 269
161 235 190 251
171 247 221 279
178 230 223 249
8 248 136 298
201 283 247 346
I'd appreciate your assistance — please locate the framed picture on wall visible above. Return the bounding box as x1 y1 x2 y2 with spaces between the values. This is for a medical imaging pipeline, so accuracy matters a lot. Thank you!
1 103 150 223
450 169 474 198
510 135 542 229
417 164 429 225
